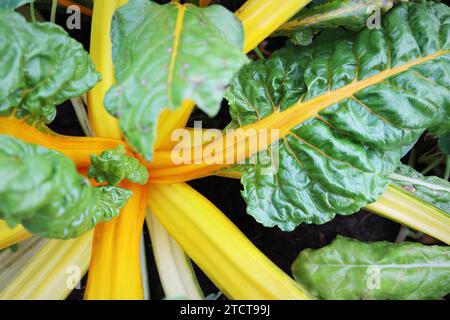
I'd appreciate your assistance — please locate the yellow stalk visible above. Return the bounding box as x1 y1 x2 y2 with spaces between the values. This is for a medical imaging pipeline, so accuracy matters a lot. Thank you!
86 0 148 300
237 0 311 53
0 220 31 251
147 50 450 183
366 185 450 245
146 211 204 300
84 183 147 300
0 237 46 290
88 0 128 139
0 231 92 299
147 182 313 300
0 117 128 167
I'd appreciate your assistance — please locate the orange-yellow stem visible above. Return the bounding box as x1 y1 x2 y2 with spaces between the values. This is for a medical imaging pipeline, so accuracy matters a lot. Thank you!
84 183 148 300
86 0 148 301
0 118 127 167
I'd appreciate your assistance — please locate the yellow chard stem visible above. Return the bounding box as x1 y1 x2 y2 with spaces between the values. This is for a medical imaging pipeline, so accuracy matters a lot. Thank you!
0 232 92 299
237 0 312 53
366 185 450 245
86 0 148 300
88 0 127 139
0 220 31 251
147 183 313 300
85 184 148 300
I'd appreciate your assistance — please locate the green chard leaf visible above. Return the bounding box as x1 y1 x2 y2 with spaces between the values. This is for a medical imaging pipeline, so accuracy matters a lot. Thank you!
390 164 450 213
225 1 450 231
275 0 395 46
439 132 450 155
0 135 132 239
88 145 149 186
0 9 99 123
292 236 450 300
105 0 248 160
0 0 33 10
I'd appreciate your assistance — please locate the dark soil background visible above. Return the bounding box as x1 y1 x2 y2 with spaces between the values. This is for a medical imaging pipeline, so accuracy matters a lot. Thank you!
32 0 447 300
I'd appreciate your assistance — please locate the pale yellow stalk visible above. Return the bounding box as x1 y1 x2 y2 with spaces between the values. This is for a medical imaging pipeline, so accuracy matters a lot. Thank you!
147 183 313 300
366 185 450 245
146 211 204 300
0 232 92 299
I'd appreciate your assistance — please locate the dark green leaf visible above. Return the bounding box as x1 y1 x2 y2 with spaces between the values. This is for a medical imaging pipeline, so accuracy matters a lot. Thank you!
105 0 248 160
275 0 395 46
0 135 132 239
390 164 450 213
0 9 99 123
88 145 149 185
226 2 450 231
439 132 450 155
292 236 450 300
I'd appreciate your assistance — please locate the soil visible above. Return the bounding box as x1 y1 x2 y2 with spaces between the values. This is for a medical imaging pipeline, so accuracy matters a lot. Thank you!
39 1 444 300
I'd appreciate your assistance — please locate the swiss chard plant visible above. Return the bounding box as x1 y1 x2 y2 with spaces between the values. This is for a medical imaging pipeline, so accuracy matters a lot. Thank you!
0 0 449 301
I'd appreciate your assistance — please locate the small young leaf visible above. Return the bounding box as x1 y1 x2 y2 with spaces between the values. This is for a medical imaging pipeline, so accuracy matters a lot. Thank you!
292 236 450 300
88 145 149 185
0 135 132 239
105 0 248 160
390 164 450 213
0 9 99 123
226 2 450 231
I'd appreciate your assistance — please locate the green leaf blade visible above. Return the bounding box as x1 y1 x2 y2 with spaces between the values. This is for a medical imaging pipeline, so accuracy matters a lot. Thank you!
292 236 450 300
226 2 450 231
0 10 100 123
0 135 131 239
105 0 248 160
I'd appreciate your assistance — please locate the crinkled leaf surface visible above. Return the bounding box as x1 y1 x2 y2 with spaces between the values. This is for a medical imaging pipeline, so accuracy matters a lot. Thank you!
88 145 149 185
275 0 394 45
390 164 450 214
0 10 99 123
105 0 248 160
226 2 450 231
292 236 450 300
0 135 132 239
0 0 33 9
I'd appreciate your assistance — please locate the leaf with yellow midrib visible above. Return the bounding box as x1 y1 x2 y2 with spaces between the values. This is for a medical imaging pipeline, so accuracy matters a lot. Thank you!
225 1 450 231
105 0 248 160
